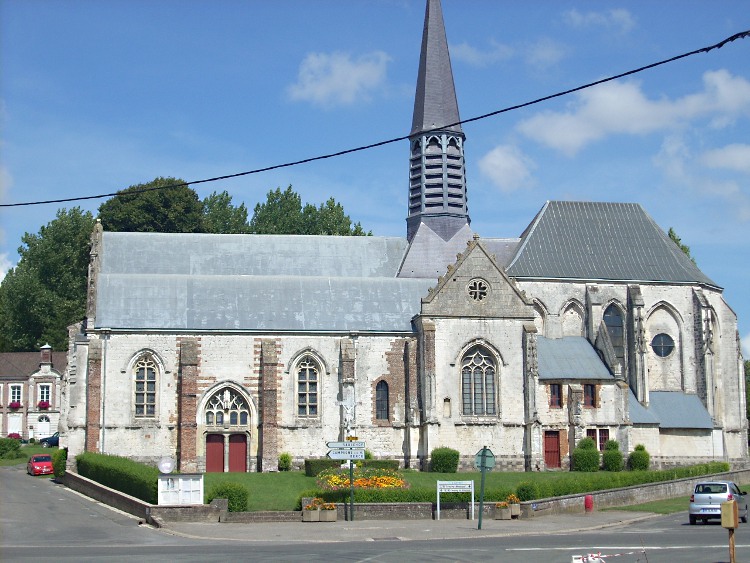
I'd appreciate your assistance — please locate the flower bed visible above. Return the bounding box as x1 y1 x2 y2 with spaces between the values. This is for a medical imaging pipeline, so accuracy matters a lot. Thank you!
317 467 409 491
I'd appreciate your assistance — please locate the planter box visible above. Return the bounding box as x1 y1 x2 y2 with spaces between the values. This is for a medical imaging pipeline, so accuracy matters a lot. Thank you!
495 508 511 520
510 504 521 518
319 510 337 522
302 509 320 522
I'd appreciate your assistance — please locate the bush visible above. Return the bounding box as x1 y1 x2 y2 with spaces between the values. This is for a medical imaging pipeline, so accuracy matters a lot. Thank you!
572 437 600 472
206 482 249 512
628 444 650 471
76 452 160 503
361 459 400 471
278 452 292 472
602 440 623 472
430 447 459 473
0 437 22 458
304 458 342 477
364 449 373 460
52 448 68 478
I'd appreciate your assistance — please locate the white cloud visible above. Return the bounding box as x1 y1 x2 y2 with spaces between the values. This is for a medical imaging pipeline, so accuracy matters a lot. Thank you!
478 145 536 193
700 144 750 175
525 38 568 70
286 51 390 108
450 40 513 67
517 70 750 156
564 8 636 34
742 332 750 358
0 253 11 282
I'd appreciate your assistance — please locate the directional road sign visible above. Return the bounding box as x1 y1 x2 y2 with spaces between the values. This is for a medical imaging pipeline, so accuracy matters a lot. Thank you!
327 448 365 460
326 441 366 449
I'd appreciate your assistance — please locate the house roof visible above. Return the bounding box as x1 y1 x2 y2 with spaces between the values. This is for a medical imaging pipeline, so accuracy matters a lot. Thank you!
507 201 718 287
0 352 67 380
629 390 713 429
536 336 613 381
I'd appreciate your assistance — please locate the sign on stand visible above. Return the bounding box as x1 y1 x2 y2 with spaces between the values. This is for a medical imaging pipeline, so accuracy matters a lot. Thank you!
436 480 475 520
326 437 366 522
327 448 365 460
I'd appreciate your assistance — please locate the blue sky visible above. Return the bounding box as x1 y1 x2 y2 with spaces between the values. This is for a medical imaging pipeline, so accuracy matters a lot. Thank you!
1 1 748 355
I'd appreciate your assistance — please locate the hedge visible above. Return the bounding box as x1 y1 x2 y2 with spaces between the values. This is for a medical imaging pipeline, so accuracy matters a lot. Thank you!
430 447 459 473
602 440 624 472
52 448 68 478
304 458 401 476
75 452 160 504
628 444 651 471
206 482 250 512
0 437 21 458
571 437 600 472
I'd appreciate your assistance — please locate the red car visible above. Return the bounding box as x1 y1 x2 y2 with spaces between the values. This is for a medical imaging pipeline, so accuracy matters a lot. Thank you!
27 454 54 476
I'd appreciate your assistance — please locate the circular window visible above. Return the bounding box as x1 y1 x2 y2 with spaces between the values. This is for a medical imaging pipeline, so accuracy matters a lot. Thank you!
467 278 489 301
651 333 675 357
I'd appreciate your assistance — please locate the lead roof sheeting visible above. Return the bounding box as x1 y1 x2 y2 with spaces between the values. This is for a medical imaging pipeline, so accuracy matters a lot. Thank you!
628 391 660 425
536 336 613 381
100 232 409 278
95 274 433 332
507 201 717 286
647 391 714 429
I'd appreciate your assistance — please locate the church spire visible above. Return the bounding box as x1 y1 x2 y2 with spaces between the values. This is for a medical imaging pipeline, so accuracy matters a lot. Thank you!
407 0 469 242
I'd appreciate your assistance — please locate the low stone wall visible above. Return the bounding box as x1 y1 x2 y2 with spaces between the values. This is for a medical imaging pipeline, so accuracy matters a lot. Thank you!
61 471 225 525
523 468 750 518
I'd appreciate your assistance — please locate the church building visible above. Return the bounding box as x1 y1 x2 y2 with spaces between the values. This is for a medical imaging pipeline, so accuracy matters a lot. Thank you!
61 0 746 472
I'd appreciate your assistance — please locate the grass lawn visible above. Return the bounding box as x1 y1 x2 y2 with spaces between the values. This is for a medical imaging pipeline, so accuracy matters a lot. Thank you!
0 444 50 467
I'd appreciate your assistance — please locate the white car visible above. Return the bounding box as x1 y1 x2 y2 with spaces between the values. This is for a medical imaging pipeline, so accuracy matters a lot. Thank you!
689 481 748 525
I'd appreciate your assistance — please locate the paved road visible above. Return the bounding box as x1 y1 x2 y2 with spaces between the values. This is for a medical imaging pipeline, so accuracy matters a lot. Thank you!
2 463 749 562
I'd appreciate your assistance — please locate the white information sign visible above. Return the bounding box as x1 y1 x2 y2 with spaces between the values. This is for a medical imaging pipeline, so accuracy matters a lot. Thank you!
436 480 475 520
327 448 365 460
326 441 366 449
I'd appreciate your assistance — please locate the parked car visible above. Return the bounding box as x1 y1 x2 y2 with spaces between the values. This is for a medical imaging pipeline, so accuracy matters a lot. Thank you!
689 481 748 525
39 432 59 448
27 454 54 476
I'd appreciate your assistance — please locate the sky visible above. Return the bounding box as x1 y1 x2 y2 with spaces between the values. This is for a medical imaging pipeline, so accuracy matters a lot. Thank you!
1 0 748 355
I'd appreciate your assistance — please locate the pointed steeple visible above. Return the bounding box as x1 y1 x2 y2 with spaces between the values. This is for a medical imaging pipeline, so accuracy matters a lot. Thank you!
407 0 469 242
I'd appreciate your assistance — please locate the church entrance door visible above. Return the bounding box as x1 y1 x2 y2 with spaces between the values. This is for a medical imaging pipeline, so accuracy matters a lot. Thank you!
228 434 247 472
544 431 561 468
206 434 224 472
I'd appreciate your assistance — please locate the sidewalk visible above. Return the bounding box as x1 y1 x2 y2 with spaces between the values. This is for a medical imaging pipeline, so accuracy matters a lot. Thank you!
159 510 657 544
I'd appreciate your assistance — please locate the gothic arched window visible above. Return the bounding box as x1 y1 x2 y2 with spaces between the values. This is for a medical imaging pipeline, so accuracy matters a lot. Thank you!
461 346 497 416
205 388 250 427
604 305 625 373
297 356 319 417
134 355 157 417
375 381 389 420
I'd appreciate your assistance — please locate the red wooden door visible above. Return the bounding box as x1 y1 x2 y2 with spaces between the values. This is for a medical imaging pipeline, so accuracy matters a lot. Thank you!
206 434 224 473
228 434 247 472
544 431 561 468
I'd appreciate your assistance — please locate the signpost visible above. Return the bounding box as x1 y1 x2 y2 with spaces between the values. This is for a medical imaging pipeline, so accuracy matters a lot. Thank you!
326 437 366 521
436 481 475 520
474 446 495 530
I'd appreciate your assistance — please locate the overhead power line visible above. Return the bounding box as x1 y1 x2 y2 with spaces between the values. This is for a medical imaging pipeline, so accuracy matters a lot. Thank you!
2 29 748 209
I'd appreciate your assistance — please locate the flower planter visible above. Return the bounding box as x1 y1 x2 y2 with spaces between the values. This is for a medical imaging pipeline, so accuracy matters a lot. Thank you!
38 401 50 410
302 509 320 522
319 509 337 522
510 503 521 518
495 508 511 520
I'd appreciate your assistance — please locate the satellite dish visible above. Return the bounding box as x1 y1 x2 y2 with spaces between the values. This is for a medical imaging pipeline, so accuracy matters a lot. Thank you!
158 457 176 474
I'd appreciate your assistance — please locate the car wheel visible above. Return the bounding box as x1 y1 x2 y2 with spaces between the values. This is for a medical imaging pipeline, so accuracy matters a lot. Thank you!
689 515 697 525
41 442 49 448
742 507 748 524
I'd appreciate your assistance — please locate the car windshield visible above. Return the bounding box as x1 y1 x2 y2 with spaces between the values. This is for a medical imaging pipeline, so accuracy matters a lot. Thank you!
33 455 52 462
696 484 727 494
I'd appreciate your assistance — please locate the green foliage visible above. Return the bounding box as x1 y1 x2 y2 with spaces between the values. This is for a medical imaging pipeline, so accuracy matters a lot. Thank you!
305 458 342 477
361 459 400 471
602 441 624 472
206 482 250 512
98 177 203 234
430 447 460 473
250 186 370 236
364 449 373 460
668 227 696 265
628 444 651 471
572 438 600 472
278 452 292 472
75 452 159 503
52 447 68 478
0 437 22 458
0 207 95 351
202 190 250 233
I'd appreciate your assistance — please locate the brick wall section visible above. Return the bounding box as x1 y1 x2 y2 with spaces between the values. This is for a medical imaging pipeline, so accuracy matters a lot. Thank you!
178 337 200 472
259 339 281 472
372 339 408 426
85 339 102 452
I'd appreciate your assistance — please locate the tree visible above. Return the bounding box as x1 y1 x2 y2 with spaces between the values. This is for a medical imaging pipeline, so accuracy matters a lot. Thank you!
0 208 95 351
250 185 370 235
97 177 203 233
202 190 250 234
668 227 696 265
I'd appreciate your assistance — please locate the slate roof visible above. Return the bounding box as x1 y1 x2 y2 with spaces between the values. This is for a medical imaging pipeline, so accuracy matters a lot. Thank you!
628 390 713 429
507 201 718 287
0 352 66 380
536 336 613 381
95 232 433 332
